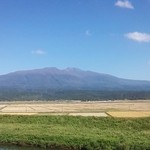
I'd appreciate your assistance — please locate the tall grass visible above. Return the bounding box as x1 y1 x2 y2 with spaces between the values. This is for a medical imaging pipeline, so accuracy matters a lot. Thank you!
0 115 150 149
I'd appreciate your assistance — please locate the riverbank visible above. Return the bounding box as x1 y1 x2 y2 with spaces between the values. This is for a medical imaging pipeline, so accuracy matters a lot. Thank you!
0 115 150 150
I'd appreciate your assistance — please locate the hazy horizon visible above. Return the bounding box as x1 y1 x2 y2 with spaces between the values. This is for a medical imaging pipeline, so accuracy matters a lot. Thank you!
0 0 150 80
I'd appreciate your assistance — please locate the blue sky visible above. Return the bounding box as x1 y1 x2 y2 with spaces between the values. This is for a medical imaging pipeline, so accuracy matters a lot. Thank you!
0 0 150 80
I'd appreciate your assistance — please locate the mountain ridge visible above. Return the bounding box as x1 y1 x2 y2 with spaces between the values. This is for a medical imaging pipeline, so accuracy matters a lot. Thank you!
0 67 150 91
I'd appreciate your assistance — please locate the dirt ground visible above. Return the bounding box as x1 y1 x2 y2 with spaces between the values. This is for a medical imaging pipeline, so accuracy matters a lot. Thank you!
0 100 150 117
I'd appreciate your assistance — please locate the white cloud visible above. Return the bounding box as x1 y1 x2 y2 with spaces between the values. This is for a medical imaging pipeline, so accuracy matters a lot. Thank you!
85 30 92 36
115 0 134 9
32 50 46 55
125 32 150 42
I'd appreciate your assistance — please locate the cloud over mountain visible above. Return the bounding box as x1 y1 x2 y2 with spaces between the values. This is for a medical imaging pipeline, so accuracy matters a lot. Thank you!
115 0 134 9
31 50 46 55
125 32 150 42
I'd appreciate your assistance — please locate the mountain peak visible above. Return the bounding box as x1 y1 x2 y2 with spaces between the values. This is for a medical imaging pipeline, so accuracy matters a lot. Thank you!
65 67 82 72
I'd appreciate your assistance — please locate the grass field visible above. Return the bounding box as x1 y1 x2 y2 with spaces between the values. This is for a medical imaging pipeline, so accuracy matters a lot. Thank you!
0 115 150 150
0 101 150 149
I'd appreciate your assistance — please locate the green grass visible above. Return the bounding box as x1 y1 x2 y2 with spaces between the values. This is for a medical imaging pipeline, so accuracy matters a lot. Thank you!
0 115 150 150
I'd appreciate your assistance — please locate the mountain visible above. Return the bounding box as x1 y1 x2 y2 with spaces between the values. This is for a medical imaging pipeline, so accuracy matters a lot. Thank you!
0 67 150 100
0 67 150 91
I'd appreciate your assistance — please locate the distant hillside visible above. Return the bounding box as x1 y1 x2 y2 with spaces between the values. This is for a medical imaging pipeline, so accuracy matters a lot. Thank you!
0 67 150 100
0 67 150 90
